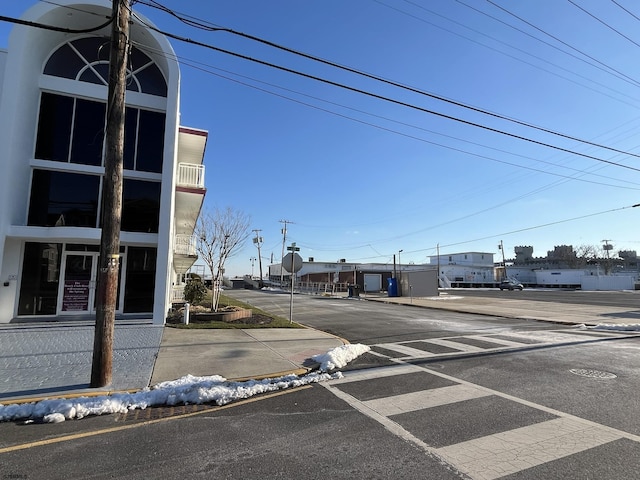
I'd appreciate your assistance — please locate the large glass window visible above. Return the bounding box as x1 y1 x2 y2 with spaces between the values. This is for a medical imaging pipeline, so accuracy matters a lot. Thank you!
35 93 73 162
35 93 164 173
44 37 167 96
136 110 165 173
121 179 161 233
35 93 105 166
124 247 156 313
18 243 62 315
123 107 165 173
28 170 100 227
70 98 106 166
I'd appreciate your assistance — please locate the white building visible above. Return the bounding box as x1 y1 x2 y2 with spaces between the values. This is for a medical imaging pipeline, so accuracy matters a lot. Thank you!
0 1 206 324
428 252 495 287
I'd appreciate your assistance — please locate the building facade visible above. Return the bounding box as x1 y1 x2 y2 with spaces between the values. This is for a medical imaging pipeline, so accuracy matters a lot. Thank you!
0 1 206 324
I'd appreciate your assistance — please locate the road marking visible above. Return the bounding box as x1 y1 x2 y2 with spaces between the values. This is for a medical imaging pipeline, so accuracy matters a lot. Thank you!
0 386 311 454
324 360 640 479
363 384 491 416
464 335 525 348
323 383 469 478
375 342 436 357
435 418 621 480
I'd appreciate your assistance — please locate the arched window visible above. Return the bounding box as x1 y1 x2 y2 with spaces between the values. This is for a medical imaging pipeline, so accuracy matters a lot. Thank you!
44 36 167 97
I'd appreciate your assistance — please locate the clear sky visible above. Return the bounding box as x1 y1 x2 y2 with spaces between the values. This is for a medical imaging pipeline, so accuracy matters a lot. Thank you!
3 1 640 278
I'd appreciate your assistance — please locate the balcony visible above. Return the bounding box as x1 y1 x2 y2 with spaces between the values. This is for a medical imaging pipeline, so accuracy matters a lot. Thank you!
175 163 205 237
173 234 198 274
177 163 205 190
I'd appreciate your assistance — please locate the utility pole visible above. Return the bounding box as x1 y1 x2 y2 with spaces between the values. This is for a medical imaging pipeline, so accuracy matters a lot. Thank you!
437 243 440 288
252 229 264 288
499 240 508 280
279 219 293 286
91 0 130 388
602 239 613 275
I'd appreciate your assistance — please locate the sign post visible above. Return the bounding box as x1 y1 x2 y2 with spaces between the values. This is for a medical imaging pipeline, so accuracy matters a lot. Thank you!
284 243 302 323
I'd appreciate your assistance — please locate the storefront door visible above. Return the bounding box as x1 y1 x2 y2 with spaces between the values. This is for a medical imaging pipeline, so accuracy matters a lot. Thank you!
58 253 97 314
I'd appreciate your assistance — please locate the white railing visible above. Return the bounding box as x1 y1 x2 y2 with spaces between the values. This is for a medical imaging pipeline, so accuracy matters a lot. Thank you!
171 287 185 303
177 163 205 189
175 234 197 256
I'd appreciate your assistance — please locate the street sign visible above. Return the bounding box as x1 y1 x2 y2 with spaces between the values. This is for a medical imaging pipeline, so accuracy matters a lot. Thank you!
282 252 303 273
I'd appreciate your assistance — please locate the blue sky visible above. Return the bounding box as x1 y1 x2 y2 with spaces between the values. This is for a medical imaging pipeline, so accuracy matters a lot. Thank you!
3 1 640 277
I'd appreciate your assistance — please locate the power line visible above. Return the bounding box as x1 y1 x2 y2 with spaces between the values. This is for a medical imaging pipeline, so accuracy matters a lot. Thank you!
484 0 640 87
383 0 640 108
136 0 640 166
612 0 640 22
130 17 640 174
568 0 640 49
0 12 113 34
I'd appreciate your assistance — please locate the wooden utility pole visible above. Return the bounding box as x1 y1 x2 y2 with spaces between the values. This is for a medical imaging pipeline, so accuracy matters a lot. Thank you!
252 229 264 288
91 0 130 388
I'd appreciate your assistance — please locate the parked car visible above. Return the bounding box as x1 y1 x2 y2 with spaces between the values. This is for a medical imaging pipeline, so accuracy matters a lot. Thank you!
499 279 523 291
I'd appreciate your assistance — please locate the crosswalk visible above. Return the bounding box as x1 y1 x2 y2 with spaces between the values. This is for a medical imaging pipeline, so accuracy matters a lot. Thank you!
323 329 640 479
368 329 628 361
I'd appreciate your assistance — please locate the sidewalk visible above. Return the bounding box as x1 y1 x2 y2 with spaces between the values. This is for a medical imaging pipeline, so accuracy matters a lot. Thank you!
0 322 345 404
361 291 640 326
2 291 638 404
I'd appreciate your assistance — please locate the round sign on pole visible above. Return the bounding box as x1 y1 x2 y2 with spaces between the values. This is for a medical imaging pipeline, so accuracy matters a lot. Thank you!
282 252 303 273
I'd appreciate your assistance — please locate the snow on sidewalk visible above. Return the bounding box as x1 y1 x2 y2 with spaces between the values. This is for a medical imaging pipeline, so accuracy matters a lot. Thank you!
0 344 370 424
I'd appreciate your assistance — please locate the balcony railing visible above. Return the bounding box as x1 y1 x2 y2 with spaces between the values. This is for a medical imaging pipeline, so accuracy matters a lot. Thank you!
177 163 205 189
175 234 197 256
171 287 185 303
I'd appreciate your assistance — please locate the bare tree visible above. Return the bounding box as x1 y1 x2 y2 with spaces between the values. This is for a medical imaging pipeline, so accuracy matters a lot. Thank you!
195 206 251 311
574 244 600 268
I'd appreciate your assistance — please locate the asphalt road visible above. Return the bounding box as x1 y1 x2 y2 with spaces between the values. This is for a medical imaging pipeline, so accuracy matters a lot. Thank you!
2 289 640 479
455 287 640 308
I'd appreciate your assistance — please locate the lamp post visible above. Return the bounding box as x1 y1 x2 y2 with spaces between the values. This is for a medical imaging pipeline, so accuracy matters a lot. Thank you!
250 257 256 279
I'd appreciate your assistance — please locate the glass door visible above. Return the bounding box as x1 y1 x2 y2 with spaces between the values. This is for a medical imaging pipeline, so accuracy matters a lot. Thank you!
59 253 97 314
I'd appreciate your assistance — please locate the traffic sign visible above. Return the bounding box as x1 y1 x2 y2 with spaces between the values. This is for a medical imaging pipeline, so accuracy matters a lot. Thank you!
282 252 303 273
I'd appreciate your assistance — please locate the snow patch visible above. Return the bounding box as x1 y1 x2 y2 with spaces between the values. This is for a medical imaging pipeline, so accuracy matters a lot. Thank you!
312 343 370 371
0 344 371 424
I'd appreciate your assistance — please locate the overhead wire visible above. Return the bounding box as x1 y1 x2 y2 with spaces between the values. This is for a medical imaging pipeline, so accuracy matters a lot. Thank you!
133 40 640 191
567 0 640 49
381 0 640 108
0 12 113 33
8 3 636 259
135 0 640 168
484 0 640 87
126 1 640 256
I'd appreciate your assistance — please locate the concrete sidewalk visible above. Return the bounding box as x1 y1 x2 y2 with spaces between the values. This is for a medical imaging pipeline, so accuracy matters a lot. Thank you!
361 291 640 326
3 291 638 404
0 322 346 404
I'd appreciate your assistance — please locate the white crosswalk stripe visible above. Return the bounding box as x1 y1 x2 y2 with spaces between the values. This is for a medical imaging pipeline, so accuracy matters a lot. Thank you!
363 383 491 416
370 330 630 361
324 347 640 479
435 418 622 480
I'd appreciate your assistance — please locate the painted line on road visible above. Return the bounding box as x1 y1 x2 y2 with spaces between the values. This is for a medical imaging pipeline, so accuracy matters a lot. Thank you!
0 386 311 454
